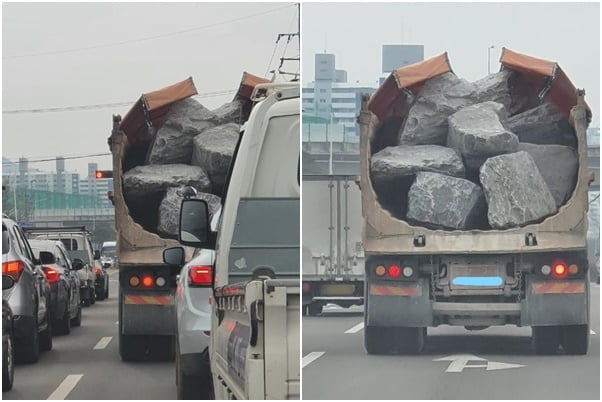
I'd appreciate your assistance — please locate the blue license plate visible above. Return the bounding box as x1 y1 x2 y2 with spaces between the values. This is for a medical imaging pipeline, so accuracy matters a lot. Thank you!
452 276 503 286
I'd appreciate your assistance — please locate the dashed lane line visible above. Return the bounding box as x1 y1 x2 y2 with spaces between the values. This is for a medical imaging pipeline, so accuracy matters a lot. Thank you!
302 352 325 368
47 374 83 400
93 336 113 350
344 322 365 334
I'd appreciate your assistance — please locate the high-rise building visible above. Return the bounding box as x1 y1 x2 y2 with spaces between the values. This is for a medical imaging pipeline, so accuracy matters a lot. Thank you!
379 44 425 85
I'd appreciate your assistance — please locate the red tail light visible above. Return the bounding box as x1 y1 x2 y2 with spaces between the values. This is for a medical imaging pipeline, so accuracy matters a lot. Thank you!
2 260 25 282
388 264 401 278
94 267 100 276
553 262 567 278
189 265 212 286
141 275 154 288
43 267 59 284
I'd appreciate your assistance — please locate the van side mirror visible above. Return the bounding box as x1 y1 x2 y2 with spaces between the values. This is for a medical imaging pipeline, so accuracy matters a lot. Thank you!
163 247 185 267
179 199 213 248
39 251 56 265
94 250 101 260
72 258 84 271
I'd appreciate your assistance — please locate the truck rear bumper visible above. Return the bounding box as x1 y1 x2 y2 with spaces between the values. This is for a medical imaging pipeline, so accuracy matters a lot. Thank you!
121 294 176 335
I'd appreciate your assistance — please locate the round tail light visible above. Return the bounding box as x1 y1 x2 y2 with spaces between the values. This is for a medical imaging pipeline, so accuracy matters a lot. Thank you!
375 265 386 276
141 275 154 287
388 265 401 278
155 276 166 287
541 265 551 275
129 276 140 287
553 263 567 278
402 266 414 277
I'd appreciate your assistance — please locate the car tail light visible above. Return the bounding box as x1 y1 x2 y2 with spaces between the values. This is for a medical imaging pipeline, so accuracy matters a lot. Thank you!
141 275 154 288
189 265 212 286
553 262 567 278
388 264 401 278
541 265 552 275
94 267 100 276
2 260 25 282
43 267 59 284
568 264 579 275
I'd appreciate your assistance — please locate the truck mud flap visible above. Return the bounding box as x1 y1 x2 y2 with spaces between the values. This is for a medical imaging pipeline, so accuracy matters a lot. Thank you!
365 278 432 327
521 279 589 326
122 295 176 335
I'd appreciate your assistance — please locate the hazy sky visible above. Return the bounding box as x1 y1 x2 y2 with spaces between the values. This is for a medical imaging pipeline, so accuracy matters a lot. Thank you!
303 2 600 127
2 2 298 176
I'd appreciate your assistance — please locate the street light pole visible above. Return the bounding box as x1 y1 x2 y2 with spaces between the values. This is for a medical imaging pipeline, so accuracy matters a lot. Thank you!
488 45 495 75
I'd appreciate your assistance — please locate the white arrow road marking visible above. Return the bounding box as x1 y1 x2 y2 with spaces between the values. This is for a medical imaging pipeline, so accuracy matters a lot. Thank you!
434 354 525 373
302 352 325 368
93 336 112 350
47 374 83 400
345 322 364 334
590 329 596 335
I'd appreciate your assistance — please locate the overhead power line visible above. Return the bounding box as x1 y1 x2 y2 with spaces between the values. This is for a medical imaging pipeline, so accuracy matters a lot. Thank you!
2 89 236 114
4 4 295 60
3 153 111 165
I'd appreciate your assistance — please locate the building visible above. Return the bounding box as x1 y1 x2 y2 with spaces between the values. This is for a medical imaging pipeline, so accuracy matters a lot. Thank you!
379 44 425 85
79 163 113 209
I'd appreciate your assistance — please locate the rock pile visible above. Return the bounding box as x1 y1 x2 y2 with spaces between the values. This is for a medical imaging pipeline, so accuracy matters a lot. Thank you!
370 69 578 230
123 97 242 237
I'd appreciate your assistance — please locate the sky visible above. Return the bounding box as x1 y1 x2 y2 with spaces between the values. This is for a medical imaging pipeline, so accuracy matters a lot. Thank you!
302 2 600 127
2 2 298 177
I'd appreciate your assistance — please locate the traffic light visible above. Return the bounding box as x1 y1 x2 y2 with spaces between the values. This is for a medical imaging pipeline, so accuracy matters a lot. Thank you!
95 170 113 179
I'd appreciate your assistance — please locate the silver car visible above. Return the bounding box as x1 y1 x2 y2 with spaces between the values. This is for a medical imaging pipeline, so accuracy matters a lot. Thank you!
29 239 82 333
2 216 53 363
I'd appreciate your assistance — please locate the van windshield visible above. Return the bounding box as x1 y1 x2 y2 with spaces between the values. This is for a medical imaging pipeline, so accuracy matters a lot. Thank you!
101 246 116 258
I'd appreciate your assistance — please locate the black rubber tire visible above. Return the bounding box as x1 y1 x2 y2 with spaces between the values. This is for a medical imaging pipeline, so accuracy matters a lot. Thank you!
365 325 425 355
560 324 589 355
15 317 39 364
533 326 561 355
105 283 109 299
90 289 96 305
96 287 105 301
39 319 53 352
307 303 323 316
2 330 14 391
55 301 72 335
176 343 214 400
82 294 91 307
71 305 82 327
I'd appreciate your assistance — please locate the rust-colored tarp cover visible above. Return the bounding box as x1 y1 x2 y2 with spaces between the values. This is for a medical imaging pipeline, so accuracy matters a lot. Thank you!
234 72 271 101
368 53 452 120
499 47 590 118
120 77 198 145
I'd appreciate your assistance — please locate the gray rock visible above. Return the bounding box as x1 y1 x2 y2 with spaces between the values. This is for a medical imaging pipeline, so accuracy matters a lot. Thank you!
191 123 240 195
518 143 578 207
157 186 221 237
146 98 217 164
213 100 244 124
480 151 557 229
123 164 212 200
447 102 519 161
407 172 487 230
398 72 477 145
473 70 534 116
371 145 465 186
505 103 576 147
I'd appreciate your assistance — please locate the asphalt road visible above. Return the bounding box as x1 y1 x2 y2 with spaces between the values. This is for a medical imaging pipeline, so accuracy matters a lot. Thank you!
302 283 601 400
3 269 176 400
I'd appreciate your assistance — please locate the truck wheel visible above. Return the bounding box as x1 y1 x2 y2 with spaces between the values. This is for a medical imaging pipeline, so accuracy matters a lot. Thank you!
39 319 53 352
560 324 589 355
364 326 425 355
55 301 71 335
532 326 561 354
90 289 96 305
307 303 323 316
71 305 82 327
15 317 39 363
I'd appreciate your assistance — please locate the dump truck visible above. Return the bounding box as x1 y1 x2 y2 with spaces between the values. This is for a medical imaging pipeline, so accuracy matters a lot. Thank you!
360 48 593 355
168 82 300 399
302 175 364 315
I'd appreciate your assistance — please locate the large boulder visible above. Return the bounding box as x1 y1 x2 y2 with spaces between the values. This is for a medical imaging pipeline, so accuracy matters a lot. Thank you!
371 144 465 186
123 164 212 201
407 172 487 230
480 151 557 229
146 98 218 164
518 143 578 207
191 123 240 195
398 72 477 146
213 99 244 124
157 186 221 237
505 103 576 147
473 69 534 116
447 102 519 163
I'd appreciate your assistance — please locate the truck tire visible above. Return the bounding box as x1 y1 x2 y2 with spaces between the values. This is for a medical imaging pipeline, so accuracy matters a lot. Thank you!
532 326 561 354
55 301 71 335
560 324 589 355
307 302 323 316
71 305 82 327
176 343 213 399
90 288 96 305
365 326 425 355
39 319 53 352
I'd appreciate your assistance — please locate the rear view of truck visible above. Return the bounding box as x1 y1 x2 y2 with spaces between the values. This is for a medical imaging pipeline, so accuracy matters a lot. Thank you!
360 48 592 355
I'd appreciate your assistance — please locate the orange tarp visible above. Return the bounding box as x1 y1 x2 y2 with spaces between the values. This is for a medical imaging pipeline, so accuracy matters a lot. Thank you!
235 72 271 101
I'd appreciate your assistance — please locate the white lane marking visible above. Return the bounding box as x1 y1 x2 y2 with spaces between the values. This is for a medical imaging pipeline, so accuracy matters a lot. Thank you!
434 354 525 373
93 336 113 350
590 329 596 335
47 374 83 400
344 322 364 334
302 352 325 368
